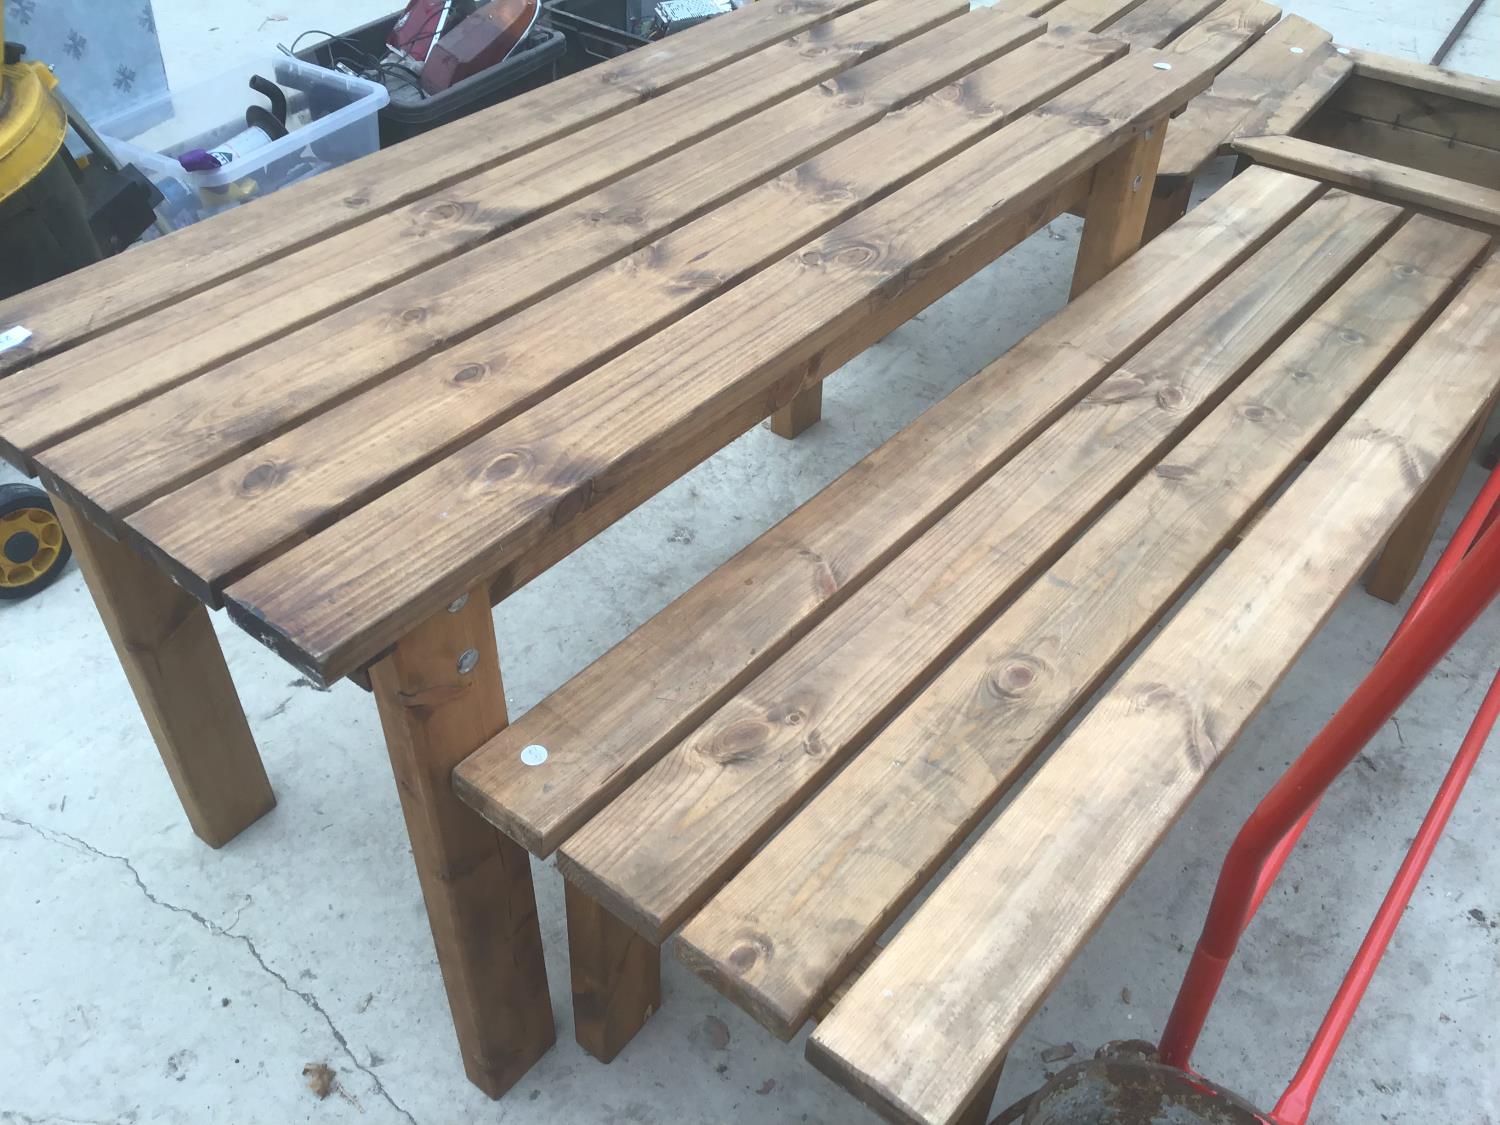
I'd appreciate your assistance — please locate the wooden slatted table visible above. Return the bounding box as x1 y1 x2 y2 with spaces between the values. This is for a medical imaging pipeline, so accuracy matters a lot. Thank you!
0 0 1278 1100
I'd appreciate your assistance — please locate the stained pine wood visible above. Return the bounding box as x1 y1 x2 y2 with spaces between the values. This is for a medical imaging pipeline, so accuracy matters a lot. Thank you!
1104 0 1233 49
675 215 1488 1040
1321 72 1500 153
49 497 274 848
554 188 1401 945
1236 133 1500 226
1345 48 1500 112
98 16 1078 564
807 252 1500 1125
1040 0 1153 32
565 882 662 1063
0 0 880 376
369 590 555 1097
220 50 1220 685
1299 109 1500 189
768 383 824 439
0 0 966 473
1365 413 1489 603
450 166 1320 856
1157 15 1348 181
1069 115 1170 295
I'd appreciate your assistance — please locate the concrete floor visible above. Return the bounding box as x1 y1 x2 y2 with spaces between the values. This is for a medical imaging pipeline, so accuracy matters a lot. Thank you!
3 2 1500 1123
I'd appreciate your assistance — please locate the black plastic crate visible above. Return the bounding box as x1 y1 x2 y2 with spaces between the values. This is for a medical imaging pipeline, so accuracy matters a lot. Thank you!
543 0 651 70
294 12 566 147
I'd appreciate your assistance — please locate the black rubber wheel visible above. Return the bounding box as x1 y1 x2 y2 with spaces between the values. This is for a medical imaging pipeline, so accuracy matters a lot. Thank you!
0 483 72 601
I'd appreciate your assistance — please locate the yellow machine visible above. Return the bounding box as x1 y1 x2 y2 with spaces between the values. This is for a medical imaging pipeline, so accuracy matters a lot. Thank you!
1 8 109 299
0 8 77 600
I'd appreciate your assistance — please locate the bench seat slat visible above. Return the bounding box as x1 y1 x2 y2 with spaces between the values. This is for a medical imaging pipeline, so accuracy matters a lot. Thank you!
1158 14 1348 181
676 213 1490 1039
806 249 1500 1125
219 50 1223 685
120 22 1106 601
554 187 1404 943
0 0 881 376
449 165 1321 856
1 0 966 473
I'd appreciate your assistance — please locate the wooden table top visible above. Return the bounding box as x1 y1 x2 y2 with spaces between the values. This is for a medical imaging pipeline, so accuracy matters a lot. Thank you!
0 0 1258 686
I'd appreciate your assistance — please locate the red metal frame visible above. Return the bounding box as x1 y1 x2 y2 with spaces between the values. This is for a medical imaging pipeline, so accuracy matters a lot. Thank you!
1157 463 1500 1125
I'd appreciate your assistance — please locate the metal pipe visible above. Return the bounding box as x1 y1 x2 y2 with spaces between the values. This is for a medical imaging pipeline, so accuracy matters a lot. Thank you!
1272 664 1500 1124
1159 505 1500 1071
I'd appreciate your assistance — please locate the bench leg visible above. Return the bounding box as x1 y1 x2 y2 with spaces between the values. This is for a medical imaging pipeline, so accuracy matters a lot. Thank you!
1143 174 1192 243
50 495 274 848
1070 117 1170 298
954 1055 1005 1125
1365 417 1487 604
565 880 662 1062
768 382 823 440
370 589 555 1097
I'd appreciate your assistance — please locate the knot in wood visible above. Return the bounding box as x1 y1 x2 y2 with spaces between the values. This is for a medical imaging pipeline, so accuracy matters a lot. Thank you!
728 932 774 974
452 362 487 385
240 460 287 495
703 718 770 766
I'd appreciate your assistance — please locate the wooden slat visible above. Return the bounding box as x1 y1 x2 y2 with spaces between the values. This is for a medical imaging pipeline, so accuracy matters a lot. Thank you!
0 0 966 472
1157 0 1280 66
1157 15 1349 180
1346 48 1500 112
1299 110 1500 189
806 251 1500 1125
58 12 1060 541
1236 134 1500 226
553 189 1403 945
449 166 1322 857
1322 72 1500 153
1103 0 1229 49
1041 0 1153 32
219 50 1223 685
0 0 881 376
675 214 1488 1040
122 29 1113 602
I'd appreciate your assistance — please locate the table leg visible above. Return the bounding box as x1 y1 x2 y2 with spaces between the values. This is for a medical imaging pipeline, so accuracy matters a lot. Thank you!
768 383 823 440
1070 117 1171 298
370 589 555 1097
954 1054 1005 1125
1365 415 1487 604
50 495 274 848
565 880 662 1062
1144 173 1193 244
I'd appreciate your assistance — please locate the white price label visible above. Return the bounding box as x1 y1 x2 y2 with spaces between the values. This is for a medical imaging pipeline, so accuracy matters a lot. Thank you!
0 325 33 354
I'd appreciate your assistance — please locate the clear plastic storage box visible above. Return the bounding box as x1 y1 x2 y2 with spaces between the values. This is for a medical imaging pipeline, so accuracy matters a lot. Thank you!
95 55 388 230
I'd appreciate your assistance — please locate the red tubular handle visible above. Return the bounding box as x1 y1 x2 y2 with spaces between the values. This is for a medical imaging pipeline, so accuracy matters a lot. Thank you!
1159 469 1500 1080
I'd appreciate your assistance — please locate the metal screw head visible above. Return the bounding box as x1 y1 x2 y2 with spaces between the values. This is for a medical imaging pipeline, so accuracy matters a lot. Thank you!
447 593 469 613
457 648 480 675
1152 61 1172 70
520 744 549 767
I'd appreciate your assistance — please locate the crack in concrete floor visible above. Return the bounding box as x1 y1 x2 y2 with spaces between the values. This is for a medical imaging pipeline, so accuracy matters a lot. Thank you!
0 812 419 1125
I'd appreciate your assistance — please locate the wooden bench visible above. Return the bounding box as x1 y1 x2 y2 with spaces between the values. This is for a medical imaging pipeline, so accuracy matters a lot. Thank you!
454 166 1500 1122
0 0 1267 1101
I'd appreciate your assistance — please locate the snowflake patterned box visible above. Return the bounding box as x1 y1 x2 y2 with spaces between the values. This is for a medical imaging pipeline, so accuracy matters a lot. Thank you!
93 54 388 229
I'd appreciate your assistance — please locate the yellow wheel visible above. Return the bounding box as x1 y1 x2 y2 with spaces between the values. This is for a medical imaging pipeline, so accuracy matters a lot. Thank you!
0 484 71 601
